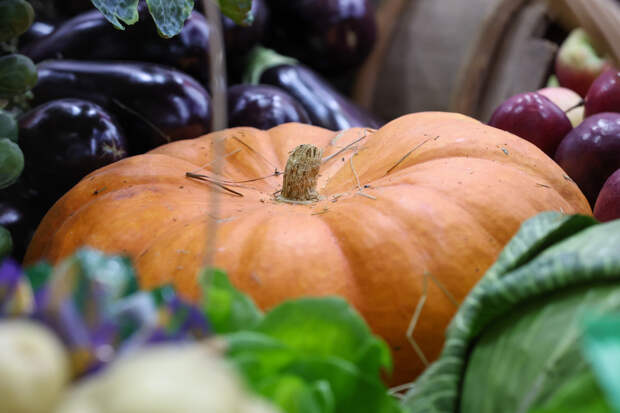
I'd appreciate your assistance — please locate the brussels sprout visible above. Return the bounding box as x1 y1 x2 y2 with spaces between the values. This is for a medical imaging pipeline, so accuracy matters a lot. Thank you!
0 0 34 42
0 109 18 142
0 54 38 99
0 138 24 189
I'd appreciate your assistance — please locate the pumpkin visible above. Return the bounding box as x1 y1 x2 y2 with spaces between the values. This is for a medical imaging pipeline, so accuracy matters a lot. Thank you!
25 112 591 384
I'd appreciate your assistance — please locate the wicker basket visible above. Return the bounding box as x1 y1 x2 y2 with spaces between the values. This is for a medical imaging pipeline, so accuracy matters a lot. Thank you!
355 0 620 122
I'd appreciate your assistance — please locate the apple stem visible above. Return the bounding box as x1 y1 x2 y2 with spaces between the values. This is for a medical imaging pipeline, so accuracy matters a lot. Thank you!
565 100 585 114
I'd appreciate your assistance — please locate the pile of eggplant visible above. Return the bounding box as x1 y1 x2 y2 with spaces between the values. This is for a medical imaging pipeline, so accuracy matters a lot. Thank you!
1 0 382 261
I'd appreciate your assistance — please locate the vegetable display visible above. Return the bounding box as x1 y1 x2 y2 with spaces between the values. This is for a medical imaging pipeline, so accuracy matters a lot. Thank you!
402 211 620 413
0 247 401 413
31 60 213 154
24 112 590 384
22 5 212 84
245 46 384 130
265 0 377 74
228 84 312 129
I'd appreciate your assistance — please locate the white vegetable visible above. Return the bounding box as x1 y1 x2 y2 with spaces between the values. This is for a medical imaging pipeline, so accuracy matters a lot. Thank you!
55 342 280 413
0 320 70 413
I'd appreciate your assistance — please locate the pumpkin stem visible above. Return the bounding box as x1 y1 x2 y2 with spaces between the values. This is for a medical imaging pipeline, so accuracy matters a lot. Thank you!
280 144 323 202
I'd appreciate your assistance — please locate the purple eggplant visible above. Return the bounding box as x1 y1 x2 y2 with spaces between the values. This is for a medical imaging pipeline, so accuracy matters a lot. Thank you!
31 60 212 154
228 84 311 129
265 0 377 73
222 0 270 82
18 21 55 48
245 47 383 131
0 178 49 262
18 99 128 201
53 0 93 16
22 4 211 84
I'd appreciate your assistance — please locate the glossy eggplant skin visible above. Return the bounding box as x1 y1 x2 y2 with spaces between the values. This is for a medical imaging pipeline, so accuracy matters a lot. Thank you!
18 21 55 48
18 98 128 201
53 0 93 16
266 0 377 73
32 60 213 154
223 0 270 83
228 84 311 129
223 0 269 56
260 64 383 131
0 178 49 262
22 4 211 84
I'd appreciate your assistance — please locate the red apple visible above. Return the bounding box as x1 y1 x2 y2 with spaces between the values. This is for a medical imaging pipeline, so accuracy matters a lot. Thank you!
488 92 572 157
594 168 620 222
555 28 611 97
538 86 584 127
584 68 620 117
555 112 620 206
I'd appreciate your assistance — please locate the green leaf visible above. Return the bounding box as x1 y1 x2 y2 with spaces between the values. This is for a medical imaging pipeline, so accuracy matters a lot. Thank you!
225 331 296 383
256 297 392 376
200 268 263 333
529 370 613 413
582 314 620 412
145 0 194 38
218 0 253 26
281 357 403 413
90 0 140 31
256 375 334 413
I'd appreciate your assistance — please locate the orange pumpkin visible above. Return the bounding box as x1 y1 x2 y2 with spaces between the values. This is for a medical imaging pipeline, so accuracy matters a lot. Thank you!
25 112 590 384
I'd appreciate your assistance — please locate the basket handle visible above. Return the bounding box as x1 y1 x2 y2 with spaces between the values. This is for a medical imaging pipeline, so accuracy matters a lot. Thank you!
546 0 620 65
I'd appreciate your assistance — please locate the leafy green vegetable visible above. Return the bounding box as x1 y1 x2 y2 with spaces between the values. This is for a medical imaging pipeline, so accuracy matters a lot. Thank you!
202 270 402 413
0 138 24 189
0 54 38 99
91 0 253 37
201 268 263 333
0 0 34 42
0 110 18 142
402 212 620 413
582 315 620 412
529 371 613 413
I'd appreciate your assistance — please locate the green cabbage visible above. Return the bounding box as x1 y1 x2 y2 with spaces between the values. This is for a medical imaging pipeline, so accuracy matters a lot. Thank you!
402 212 620 413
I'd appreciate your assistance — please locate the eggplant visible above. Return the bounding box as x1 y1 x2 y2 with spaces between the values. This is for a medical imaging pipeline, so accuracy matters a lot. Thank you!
18 98 128 201
18 21 55 48
222 0 270 82
22 3 211 84
53 0 93 16
0 178 49 262
228 84 311 129
31 60 212 154
245 47 383 131
265 0 377 73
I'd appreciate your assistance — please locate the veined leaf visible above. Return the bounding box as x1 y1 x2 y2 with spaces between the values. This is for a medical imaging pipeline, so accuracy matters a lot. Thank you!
145 0 194 38
217 0 253 26
256 297 392 376
200 268 263 333
528 370 613 413
403 215 620 413
90 0 140 30
582 315 620 412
